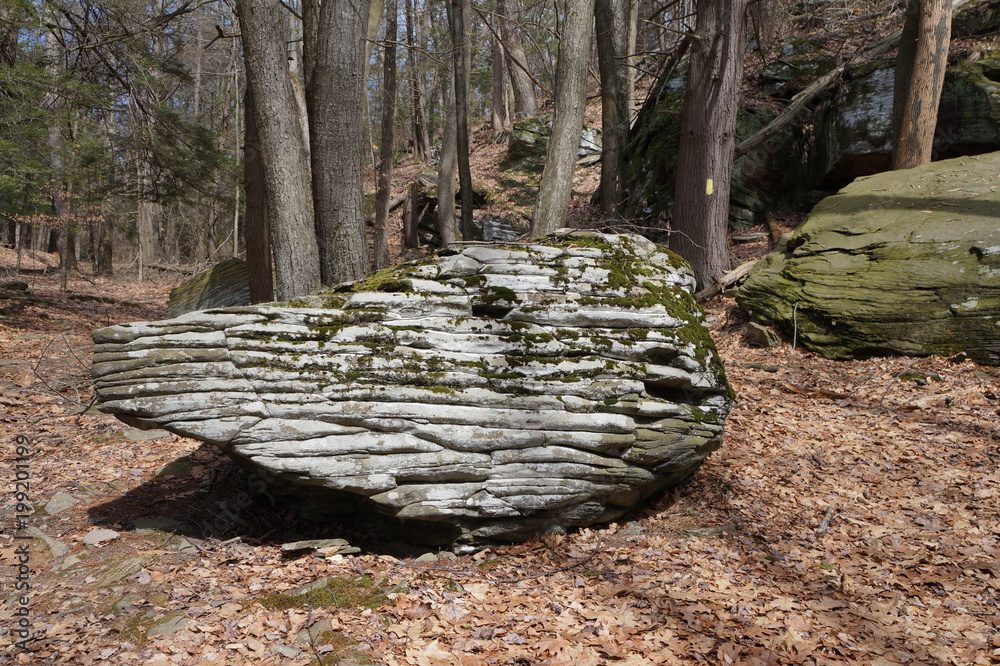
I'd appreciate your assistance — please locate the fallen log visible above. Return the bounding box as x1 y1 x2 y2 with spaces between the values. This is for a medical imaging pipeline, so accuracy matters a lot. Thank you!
695 259 758 302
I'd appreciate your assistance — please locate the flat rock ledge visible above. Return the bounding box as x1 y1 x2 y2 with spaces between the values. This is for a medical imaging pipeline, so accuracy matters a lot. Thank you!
93 232 732 549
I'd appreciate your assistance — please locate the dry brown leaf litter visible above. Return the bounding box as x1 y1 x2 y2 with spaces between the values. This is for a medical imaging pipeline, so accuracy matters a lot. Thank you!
1 267 998 666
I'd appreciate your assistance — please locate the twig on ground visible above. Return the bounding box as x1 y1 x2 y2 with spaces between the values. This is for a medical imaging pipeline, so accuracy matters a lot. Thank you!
816 505 836 535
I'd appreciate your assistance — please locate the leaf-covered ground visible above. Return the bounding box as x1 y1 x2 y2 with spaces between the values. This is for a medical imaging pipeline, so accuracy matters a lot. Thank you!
2 262 999 665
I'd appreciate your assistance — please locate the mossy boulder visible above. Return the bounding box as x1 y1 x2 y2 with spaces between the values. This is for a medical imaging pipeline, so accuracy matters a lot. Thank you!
502 115 602 172
92 232 732 550
737 152 1000 365
166 258 250 318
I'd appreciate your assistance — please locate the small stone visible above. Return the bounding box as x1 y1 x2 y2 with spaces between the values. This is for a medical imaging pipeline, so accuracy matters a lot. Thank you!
617 524 646 536
315 544 361 557
272 645 302 658
43 492 78 515
133 516 185 533
164 535 199 553
146 615 189 638
22 526 70 558
82 528 120 546
745 322 781 348
123 428 170 441
55 554 82 571
280 538 353 553
415 553 438 562
113 594 142 612
296 619 333 645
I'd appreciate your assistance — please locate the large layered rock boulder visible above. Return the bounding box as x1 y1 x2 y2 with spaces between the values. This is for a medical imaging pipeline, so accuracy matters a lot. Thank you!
93 232 732 548
737 152 1000 365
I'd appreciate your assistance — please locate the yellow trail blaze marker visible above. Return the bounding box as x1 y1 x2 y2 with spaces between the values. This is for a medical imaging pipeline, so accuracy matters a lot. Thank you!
706 178 714 195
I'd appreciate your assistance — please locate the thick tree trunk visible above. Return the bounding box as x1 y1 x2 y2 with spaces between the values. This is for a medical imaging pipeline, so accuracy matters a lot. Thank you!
374 0 398 269
892 0 952 169
236 0 320 300
436 72 459 247
497 0 536 119
530 0 595 236
448 0 475 240
305 0 372 285
243 90 274 303
669 0 747 289
595 0 629 217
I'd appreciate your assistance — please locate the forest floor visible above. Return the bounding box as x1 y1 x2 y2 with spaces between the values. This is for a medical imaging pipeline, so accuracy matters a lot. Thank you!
2 240 999 665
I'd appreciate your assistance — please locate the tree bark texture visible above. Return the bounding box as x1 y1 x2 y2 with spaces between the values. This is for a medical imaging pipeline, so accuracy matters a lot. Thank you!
497 0 537 119
436 70 459 247
892 0 952 170
405 0 431 161
491 37 510 131
595 0 629 217
448 0 475 240
243 89 274 304
669 0 747 289
305 0 372 285
531 0 595 237
236 0 320 300
374 0 398 269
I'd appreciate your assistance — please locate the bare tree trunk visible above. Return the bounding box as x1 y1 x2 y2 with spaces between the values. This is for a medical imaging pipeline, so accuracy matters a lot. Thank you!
669 0 747 289
402 182 420 250
892 0 952 169
497 0 536 119
406 0 431 161
236 0 321 300
305 0 372 285
595 0 629 217
625 0 638 116
96 206 114 276
437 72 459 247
374 0 398 269
491 37 509 131
530 0 595 236
448 0 475 239
243 90 274 303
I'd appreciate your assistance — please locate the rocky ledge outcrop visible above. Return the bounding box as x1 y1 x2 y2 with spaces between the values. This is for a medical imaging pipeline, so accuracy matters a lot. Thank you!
93 232 732 549
737 152 1000 365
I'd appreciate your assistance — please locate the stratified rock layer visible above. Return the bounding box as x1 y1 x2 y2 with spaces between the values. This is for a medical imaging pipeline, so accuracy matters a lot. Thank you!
93 232 732 547
166 258 250 318
738 153 1000 365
